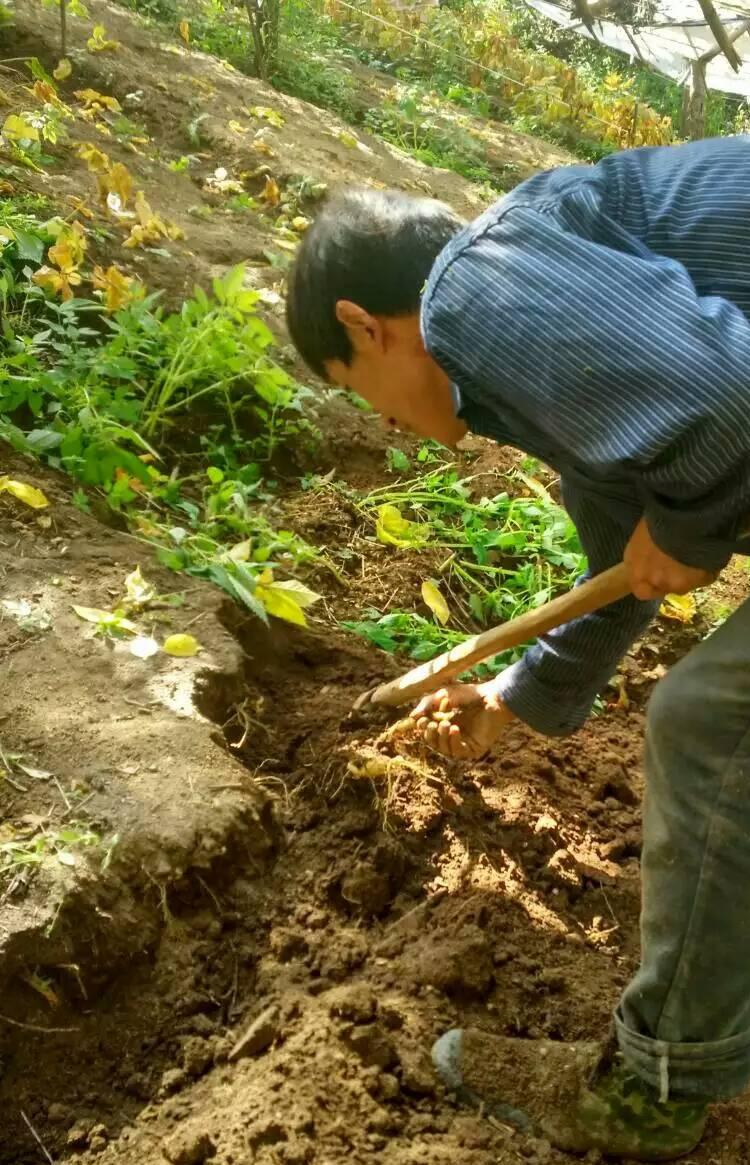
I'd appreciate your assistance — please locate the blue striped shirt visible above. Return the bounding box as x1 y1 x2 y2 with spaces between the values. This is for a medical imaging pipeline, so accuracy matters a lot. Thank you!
421 136 750 736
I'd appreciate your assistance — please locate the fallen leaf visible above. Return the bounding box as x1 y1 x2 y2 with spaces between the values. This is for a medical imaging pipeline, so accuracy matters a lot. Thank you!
24 972 60 1008
48 222 86 272
16 763 53 780
338 130 359 149
291 215 309 232
32 80 61 107
0 477 49 508
129 635 160 659
178 18 190 45
123 565 155 608
247 105 284 127
66 195 95 219
92 263 138 312
2 113 39 142
163 633 201 657
87 24 120 52
260 175 281 207
228 119 247 134
72 605 138 632
53 58 72 80
251 139 276 157
421 579 450 625
659 593 697 624
77 142 111 172
75 87 121 113
57 851 76 866
375 503 427 548
32 265 82 301
516 469 554 505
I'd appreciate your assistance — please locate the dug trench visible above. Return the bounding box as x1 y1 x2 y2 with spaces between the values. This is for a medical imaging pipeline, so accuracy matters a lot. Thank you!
2 454 750 1165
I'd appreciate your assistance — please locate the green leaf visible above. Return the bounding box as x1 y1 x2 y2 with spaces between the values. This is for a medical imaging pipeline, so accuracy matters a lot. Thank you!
386 447 410 473
206 466 224 485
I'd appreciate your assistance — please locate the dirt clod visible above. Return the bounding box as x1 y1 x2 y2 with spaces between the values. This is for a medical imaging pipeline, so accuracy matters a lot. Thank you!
162 1127 216 1165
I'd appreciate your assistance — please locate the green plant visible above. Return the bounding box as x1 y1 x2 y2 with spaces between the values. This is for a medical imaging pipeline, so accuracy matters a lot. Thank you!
0 821 117 895
343 607 522 675
354 466 584 624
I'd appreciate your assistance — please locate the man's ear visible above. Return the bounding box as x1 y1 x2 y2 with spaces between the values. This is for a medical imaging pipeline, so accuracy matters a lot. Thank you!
335 300 384 355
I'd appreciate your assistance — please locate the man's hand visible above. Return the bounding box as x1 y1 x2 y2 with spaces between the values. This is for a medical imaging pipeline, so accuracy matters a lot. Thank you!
624 517 715 601
410 681 517 760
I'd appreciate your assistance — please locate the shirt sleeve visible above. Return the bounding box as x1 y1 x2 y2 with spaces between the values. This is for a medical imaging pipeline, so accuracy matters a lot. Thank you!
424 204 750 571
493 477 659 736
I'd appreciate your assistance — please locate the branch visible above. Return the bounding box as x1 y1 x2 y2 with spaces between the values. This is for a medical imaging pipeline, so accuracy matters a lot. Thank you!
699 16 750 65
696 0 742 71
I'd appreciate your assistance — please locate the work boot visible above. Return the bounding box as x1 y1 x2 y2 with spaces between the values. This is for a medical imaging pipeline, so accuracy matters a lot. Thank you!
432 1029 708 1161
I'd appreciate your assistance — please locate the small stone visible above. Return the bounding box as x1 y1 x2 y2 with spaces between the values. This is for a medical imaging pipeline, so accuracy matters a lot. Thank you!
163 1127 216 1165
66 1124 91 1149
228 1003 280 1062
378 1073 400 1101
47 1103 69 1124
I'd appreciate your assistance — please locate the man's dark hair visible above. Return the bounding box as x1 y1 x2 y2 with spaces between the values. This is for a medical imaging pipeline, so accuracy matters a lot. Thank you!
286 188 463 378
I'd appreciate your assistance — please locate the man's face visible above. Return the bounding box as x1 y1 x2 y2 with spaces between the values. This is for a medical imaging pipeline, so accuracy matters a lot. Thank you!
325 302 467 447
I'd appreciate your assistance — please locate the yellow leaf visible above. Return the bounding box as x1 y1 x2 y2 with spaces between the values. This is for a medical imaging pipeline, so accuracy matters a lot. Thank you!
251 139 276 157
228 539 252 562
66 196 95 220
247 105 284 127
32 265 82 301
123 565 155 609
659 593 697 624
516 469 554 505
106 161 135 206
228 119 247 134
421 579 450 625
178 18 190 44
87 24 120 52
0 477 49 508
24 972 60 1009
92 264 137 312
291 216 309 232
256 583 307 627
338 130 359 149
32 80 61 106
48 222 86 272
53 58 72 81
375 503 427 548
268 579 322 610
72 605 137 632
78 142 111 172
260 175 281 207
2 114 39 142
163 633 201 657
75 88 121 112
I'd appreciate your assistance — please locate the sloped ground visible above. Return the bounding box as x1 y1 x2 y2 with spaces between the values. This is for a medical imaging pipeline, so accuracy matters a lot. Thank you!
1 4 749 1165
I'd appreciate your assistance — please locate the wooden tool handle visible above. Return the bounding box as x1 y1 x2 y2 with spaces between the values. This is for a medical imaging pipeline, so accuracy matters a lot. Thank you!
365 562 631 709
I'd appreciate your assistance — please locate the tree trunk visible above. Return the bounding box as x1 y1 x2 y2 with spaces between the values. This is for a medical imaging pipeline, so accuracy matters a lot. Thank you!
681 60 707 140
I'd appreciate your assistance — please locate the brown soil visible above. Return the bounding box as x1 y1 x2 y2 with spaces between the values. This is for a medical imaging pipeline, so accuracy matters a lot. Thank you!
1 6 749 1165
